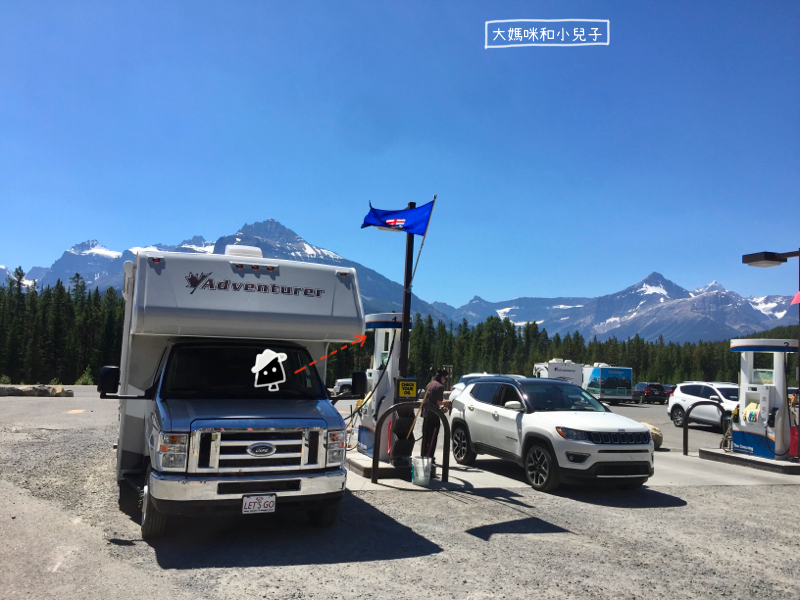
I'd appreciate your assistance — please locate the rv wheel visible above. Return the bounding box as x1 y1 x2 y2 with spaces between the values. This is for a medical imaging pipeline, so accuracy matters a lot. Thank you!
141 467 169 540
308 502 340 527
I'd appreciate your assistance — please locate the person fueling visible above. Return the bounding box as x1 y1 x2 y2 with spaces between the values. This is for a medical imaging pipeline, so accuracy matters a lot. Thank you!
422 369 449 459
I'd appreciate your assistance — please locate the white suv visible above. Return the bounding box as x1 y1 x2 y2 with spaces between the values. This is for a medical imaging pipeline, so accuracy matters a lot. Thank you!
667 382 739 431
449 377 654 492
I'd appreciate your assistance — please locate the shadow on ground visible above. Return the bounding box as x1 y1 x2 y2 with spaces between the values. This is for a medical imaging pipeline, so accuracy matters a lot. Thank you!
136 491 441 569
445 458 687 510
557 487 687 509
466 516 569 540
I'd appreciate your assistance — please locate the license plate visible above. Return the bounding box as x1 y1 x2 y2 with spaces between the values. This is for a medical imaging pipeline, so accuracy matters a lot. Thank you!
242 494 276 514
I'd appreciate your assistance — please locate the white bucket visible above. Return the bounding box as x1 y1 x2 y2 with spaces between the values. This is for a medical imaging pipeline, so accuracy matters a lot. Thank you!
411 456 432 487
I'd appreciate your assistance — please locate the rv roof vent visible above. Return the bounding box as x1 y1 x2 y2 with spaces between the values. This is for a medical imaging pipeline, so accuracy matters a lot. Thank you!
224 245 263 258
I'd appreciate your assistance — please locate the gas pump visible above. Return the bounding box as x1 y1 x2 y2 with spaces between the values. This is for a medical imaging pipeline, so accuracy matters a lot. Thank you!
729 338 799 459
357 313 417 465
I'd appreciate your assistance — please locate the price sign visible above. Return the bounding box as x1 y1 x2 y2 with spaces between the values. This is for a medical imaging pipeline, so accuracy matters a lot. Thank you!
398 380 417 399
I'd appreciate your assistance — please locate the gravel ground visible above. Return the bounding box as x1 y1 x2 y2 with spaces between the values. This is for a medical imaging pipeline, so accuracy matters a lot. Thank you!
2 402 799 600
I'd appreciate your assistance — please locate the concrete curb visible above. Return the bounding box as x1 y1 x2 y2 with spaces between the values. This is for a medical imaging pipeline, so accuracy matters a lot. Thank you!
699 447 800 474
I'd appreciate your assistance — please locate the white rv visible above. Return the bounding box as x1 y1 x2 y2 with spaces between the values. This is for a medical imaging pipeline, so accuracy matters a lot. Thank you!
533 359 583 387
98 245 365 538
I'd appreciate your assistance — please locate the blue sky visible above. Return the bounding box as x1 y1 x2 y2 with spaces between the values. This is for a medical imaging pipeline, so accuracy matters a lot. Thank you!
1 1 798 308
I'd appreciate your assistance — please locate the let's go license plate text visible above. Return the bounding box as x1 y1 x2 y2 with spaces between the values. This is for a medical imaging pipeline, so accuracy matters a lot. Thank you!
242 494 276 514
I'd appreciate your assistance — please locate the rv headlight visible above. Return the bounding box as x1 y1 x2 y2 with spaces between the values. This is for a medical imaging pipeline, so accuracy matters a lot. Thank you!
556 427 589 441
157 432 188 471
326 430 346 466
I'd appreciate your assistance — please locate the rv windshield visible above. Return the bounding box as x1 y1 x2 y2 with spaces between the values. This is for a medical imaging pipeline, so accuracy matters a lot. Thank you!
161 344 328 400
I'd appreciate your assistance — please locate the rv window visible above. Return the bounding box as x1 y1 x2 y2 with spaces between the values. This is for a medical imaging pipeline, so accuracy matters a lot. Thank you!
161 344 327 400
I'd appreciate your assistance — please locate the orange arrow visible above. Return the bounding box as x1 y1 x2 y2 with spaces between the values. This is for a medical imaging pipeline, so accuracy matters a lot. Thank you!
294 333 367 374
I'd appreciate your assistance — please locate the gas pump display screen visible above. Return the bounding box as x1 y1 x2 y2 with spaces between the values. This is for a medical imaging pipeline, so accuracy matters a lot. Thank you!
752 369 774 385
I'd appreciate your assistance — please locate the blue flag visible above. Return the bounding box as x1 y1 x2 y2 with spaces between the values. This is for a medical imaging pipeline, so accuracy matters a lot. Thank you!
361 200 434 236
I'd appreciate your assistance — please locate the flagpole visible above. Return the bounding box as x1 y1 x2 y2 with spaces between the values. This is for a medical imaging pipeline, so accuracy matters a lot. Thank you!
411 194 436 284
399 202 415 377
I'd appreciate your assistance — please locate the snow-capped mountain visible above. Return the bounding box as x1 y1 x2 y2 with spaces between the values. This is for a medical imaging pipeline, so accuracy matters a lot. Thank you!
19 220 448 323
25 266 51 283
2 223 794 343
0 265 13 285
449 272 795 343
693 280 726 295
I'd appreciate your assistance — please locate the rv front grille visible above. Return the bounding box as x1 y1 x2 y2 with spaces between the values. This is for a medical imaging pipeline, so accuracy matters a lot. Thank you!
188 426 326 474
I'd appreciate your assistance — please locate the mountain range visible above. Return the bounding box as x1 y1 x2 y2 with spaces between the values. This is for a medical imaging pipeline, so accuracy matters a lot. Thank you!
1 219 795 344
434 273 795 343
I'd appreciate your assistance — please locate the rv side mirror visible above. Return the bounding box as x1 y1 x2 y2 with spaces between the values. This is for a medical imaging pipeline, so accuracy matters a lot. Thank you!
97 366 120 398
352 371 368 399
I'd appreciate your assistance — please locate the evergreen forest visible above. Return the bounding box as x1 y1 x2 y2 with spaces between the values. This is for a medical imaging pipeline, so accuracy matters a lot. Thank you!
0 269 797 389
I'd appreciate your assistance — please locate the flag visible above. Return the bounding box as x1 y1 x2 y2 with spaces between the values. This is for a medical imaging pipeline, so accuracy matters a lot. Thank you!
791 292 800 306
361 200 434 236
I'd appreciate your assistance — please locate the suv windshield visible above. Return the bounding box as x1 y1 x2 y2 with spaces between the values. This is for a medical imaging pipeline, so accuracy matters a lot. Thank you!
647 384 664 392
161 344 327 400
519 382 607 412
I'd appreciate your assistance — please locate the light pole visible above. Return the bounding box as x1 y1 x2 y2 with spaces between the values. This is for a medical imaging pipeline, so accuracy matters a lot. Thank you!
742 248 800 385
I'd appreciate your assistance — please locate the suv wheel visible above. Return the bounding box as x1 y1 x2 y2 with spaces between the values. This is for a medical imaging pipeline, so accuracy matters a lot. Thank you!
451 425 476 466
672 406 686 428
525 444 560 492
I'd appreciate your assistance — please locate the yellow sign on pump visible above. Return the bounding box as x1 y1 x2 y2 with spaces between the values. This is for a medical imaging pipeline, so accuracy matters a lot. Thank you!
397 379 417 399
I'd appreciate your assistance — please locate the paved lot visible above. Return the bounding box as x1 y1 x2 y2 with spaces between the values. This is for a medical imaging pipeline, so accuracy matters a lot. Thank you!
2 388 800 600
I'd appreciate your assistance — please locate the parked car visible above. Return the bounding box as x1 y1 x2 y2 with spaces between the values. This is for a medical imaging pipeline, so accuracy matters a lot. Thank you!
332 377 352 395
449 377 654 492
632 382 667 404
667 382 739 431
449 373 502 402
662 384 676 397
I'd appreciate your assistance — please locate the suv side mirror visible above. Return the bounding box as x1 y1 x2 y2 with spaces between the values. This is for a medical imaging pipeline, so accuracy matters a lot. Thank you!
97 366 120 398
504 400 524 411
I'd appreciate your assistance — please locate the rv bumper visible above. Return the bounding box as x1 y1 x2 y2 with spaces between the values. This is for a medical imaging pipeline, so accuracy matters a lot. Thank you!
148 468 347 516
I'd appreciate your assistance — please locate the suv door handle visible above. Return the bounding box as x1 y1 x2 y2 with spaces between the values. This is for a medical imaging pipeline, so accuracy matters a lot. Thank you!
493 411 499 418
468 405 474 411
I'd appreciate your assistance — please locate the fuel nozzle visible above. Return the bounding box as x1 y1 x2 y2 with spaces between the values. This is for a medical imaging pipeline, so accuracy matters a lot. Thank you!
768 407 778 428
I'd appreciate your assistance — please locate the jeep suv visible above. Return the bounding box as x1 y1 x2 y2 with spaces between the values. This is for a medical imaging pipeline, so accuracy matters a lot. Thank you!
668 382 738 431
449 377 654 492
